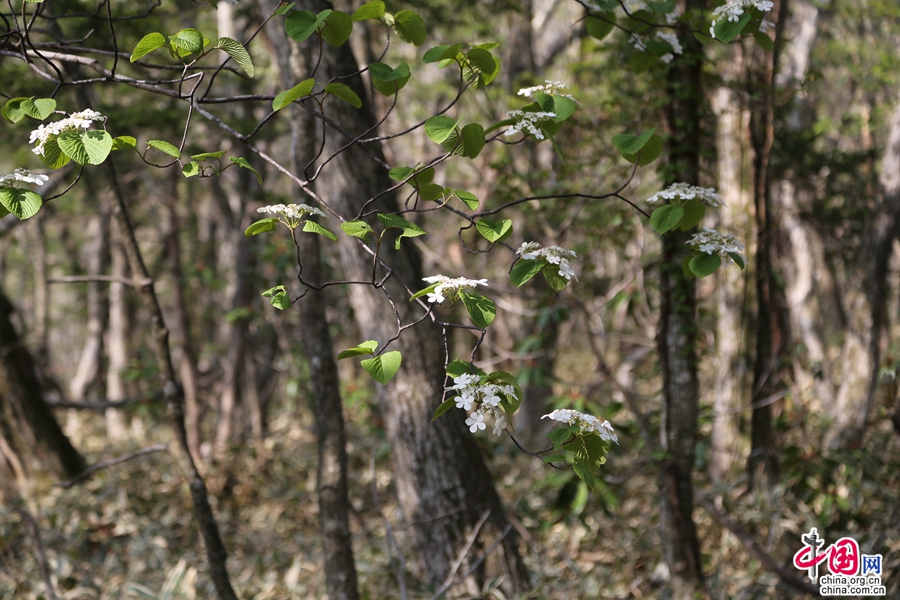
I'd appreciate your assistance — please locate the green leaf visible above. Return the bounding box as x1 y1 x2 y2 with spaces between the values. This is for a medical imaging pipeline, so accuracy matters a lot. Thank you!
548 425 578 449
111 136 137 151
352 0 384 21
463 48 500 88
322 10 353 46
475 218 512 243
216 37 254 77
245 218 281 237
130 32 165 62
629 50 655 73
182 161 200 177
423 43 461 63
466 48 495 74
57 130 113 165
392 10 426 46
229 156 263 185
418 183 445 201
341 220 374 240
302 220 337 241
536 93 577 122
21 98 56 120
1 98 29 123
285 10 331 43
572 463 597 489
612 128 656 155
728 251 746 270
424 115 459 145
453 190 479 211
377 213 426 249
369 62 411 96
410 283 439 301
688 253 722 278
275 2 295 15
412 167 434 186
0 188 42 220
38 137 70 169
585 14 616 41
388 166 414 181
714 12 752 44
324 82 362 108
541 453 568 464
649 204 684 234
337 340 379 359
542 266 569 292
168 28 204 55
484 117 517 136
679 199 706 231
564 432 609 469
682 255 696 279
431 398 457 422
510 259 545 287
146 139 182 159
621 133 664 166
191 150 226 160
460 292 495 328
273 78 316 111
446 359 486 378
754 31 774 51
361 351 402 384
269 291 290 310
458 123 485 159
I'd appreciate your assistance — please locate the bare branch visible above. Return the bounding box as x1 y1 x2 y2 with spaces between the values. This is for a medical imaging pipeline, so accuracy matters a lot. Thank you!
55 443 168 488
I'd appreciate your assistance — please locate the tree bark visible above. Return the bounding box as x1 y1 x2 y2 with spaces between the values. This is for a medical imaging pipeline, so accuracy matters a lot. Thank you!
658 29 708 600
286 0 529 592
0 286 87 498
105 227 130 441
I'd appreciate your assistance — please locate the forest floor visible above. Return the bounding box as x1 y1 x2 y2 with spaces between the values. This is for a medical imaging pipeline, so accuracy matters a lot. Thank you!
1 395 898 600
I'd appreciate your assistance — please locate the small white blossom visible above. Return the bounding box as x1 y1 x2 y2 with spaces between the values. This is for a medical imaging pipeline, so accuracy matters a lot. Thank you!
29 108 104 157
517 80 577 102
710 0 775 38
516 242 578 280
0 168 49 187
686 226 746 263
421 275 488 304
646 182 724 208
656 31 683 56
504 110 557 141
542 408 618 444
465 411 486 433
492 412 508 436
257 203 326 228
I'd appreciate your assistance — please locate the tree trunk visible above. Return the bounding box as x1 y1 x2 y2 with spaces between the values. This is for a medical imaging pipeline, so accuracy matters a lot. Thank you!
105 227 130 441
0 286 86 500
258 1 360 597
658 29 708 600
288 0 529 592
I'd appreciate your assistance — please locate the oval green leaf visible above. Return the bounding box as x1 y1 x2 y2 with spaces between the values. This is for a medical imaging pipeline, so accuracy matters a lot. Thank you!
688 253 722 278
273 78 316 111
352 0 385 21
324 82 362 108
302 220 337 241
510 259 545 287
322 10 353 47
0 188 42 220
147 139 182 159
585 14 616 41
475 218 513 243
361 351 402 385
245 218 280 237
131 32 165 62
460 292 496 329
216 37 254 77
649 204 684 234
392 10 425 46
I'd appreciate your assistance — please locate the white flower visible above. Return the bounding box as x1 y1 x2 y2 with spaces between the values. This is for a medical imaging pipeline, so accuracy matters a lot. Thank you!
455 392 475 411
710 0 775 38
492 412 507 436
465 411 486 433
542 408 619 444
516 242 578 281
503 110 557 141
29 108 104 157
0 168 49 187
686 226 746 264
656 31 683 56
646 182 724 208
257 203 326 228
421 275 488 304
517 80 577 102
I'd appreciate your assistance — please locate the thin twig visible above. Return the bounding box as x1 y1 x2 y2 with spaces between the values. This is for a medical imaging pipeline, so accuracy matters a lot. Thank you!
428 523 515 600
429 509 491 599
56 444 168 488
15 506 59 600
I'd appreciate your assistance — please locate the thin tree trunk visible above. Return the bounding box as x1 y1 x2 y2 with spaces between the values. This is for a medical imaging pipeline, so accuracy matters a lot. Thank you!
292 0 529 591
105 228 130 441
658 29 708 600
258 1 360 597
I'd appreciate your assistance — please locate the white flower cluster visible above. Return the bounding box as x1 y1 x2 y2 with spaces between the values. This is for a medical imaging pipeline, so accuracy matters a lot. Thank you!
257 203 326 227
646 182 724 208
517 242 577 280
422 275 488 304
543 408 618 444
710 0 774 38
0 168 49 187
448 373 516 436
504 110 557 141
29 109 104 157
630 30 684 64
686 227 746 263
517 80 576 101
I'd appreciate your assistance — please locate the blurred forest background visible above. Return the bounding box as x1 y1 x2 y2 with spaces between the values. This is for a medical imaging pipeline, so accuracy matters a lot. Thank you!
1 0 899 598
